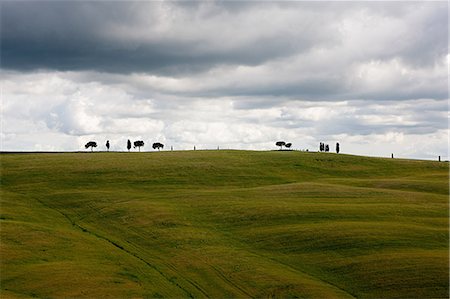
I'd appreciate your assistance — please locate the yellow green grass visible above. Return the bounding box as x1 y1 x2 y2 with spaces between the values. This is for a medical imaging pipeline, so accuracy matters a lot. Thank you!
1 150 448 298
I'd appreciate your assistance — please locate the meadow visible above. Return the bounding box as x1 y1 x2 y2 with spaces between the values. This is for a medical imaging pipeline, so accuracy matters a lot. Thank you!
1 150 448 298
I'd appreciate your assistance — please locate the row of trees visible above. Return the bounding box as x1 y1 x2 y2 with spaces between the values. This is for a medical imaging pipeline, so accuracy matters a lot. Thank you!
320 142 340 154
85 140 340 153
85 140 164 152
275 141 341 153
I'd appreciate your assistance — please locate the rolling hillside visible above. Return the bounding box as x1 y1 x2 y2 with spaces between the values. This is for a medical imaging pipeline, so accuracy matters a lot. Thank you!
1 151 448 298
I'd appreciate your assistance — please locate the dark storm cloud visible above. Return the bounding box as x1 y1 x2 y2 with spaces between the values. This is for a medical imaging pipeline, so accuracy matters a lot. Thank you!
0 1 192 73
1 1 330 75
2 1 447 100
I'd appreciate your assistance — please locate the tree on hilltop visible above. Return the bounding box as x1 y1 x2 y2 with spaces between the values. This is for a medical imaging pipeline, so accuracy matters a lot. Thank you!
336 142 340 154
152 142 164 151
134 140 144 152
127 139 131 152
276 141 286 150
285 143 292 150
106 140 110 152
85 141 97 152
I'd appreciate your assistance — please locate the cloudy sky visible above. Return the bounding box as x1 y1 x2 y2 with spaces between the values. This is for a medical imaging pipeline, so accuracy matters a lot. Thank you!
1 1 448 159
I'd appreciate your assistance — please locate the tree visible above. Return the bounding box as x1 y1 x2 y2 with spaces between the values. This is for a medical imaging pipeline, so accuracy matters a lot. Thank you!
152 142 164 151
319 142 324 152
85 141 97 152
325 144 329 152
336 142 340 154
106 140 110 152
285 143 292 150
134 140 144 152
127 139 131 152
276 141 286 150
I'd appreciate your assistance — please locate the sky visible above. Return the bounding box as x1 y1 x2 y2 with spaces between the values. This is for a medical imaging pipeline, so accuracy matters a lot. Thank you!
1 1 448 160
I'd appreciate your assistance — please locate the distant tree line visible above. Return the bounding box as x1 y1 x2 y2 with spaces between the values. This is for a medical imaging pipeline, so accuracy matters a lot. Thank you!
84 139 341 154
85 139 164 152
274 141 340 153
319 142 339 153
82 139 447 161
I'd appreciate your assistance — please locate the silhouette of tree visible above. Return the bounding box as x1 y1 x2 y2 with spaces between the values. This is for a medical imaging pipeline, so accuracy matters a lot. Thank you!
319 142 324 152
127 139 131 152
152 142 164 151
325 144 329 152
106 140 110 152
336 142 340 154
134 140 144 152
285 143 292 149
85 141 97 152
276 141 286 150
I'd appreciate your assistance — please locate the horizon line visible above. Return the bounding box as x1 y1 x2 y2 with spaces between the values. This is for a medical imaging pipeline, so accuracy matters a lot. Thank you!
0 150 446 162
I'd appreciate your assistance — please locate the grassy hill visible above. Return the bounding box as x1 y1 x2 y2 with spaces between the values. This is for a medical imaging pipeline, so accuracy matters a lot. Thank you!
1 150 448 298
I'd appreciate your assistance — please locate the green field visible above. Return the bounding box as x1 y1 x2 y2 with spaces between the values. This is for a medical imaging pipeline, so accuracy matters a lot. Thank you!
1 150 448 298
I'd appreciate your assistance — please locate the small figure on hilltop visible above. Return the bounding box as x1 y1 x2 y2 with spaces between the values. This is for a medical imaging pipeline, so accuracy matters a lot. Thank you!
325 144 329 152
276 141 286 150
127 139 131 152
106 140 110 152
134 140 144 152
152 142 164 151
336 142 340 154
319 142 324 152
85 141 97 152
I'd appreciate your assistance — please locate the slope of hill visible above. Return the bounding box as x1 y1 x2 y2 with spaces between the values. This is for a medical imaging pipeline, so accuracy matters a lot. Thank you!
1 151 448 298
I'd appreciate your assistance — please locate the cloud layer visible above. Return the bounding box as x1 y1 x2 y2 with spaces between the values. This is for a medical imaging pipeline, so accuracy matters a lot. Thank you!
1 1 448 159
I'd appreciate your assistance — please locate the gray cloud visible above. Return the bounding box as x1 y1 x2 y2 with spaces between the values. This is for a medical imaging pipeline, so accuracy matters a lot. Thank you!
2 2 447 100
1 1 338 75
5 1 445 77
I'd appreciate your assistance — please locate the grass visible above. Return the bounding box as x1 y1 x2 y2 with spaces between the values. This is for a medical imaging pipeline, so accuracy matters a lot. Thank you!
1 150 448 298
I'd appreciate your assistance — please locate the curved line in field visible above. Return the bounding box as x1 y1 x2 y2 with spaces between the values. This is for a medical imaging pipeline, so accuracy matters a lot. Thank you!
30 195 197 298
204 225 357 299
209 264 253 297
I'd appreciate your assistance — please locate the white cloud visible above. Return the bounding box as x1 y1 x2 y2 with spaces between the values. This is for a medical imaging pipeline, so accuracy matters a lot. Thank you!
1 71 448 159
